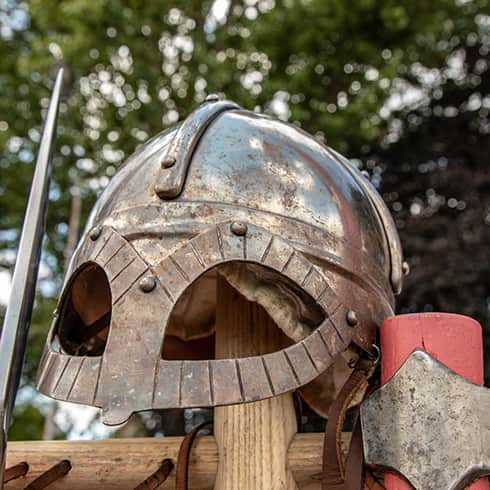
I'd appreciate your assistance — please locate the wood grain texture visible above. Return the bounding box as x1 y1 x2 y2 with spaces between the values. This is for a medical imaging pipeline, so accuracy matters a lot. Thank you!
213 276 298 489
5 436 217 490
5 433 332 489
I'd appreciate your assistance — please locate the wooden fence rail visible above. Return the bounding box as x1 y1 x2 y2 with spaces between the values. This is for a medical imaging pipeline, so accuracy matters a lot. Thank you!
6 433 332 489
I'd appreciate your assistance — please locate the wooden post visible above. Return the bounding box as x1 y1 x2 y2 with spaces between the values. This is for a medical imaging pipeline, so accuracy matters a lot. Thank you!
381 313 489 490
213 276 298 489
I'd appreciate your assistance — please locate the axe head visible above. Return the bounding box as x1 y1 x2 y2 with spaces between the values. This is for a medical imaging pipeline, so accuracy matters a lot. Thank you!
360 349 490 490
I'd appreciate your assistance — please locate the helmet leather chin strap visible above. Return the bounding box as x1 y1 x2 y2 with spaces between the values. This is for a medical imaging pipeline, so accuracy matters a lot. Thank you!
322 355 380 490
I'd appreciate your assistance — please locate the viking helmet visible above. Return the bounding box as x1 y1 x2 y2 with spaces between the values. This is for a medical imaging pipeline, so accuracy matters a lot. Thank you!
36 98 403 425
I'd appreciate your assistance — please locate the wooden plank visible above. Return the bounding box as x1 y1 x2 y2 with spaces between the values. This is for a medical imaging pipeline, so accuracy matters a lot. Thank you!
5 436 217 490
213 276 298 489
5 433 331 489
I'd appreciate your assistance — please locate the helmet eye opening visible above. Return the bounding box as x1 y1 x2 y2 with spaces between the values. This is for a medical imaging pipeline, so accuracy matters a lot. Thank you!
161 262 325 361
53 263 112 357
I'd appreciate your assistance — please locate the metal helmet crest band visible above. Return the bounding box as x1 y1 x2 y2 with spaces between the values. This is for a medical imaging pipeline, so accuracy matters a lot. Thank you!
36 98 403 425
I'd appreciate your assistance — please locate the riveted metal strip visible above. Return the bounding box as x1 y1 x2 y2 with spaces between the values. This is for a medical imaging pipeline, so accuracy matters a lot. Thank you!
217 222 245 259
154 100 240 199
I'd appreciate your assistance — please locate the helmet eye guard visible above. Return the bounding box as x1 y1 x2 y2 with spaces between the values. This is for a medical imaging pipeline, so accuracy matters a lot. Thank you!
53 263 111 357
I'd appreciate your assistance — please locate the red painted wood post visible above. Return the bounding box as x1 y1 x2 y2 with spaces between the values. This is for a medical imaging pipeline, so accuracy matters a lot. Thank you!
380 312 488 489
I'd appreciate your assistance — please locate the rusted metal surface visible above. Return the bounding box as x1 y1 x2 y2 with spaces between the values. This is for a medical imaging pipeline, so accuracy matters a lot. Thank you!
175 422 212 490
134 459 174 490
361 349 490 490
4 462 28 483
36 99 402 425
24 460 71 489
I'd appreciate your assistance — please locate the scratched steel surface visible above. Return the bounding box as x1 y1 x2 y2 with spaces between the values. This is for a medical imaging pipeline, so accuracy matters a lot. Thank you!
361 350 490 490
36 99 403 425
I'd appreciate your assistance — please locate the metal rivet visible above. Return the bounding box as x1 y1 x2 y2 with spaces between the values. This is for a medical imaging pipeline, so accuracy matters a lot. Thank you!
139 276 156 293
346 310 358 326
205 93 220 102
361 170 370 178
230 221 248 236
402 261 410 275
89 226 102 241
161 156 176 169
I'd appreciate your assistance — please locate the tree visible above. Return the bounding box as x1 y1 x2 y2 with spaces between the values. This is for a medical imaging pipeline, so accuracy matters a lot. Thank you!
375 38 490 380
1 0 488 438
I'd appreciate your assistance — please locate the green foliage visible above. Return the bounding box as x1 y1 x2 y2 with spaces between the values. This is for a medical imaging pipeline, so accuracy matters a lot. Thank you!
24 296 57 382
1 0 486 268
1 0 489 439
8 403 45 441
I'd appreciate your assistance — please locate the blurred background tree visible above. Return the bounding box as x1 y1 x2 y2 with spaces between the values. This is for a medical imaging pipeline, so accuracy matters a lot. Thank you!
1 0 489 439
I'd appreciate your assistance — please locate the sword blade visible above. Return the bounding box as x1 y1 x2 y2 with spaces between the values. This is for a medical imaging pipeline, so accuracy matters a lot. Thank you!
0 69 63 485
